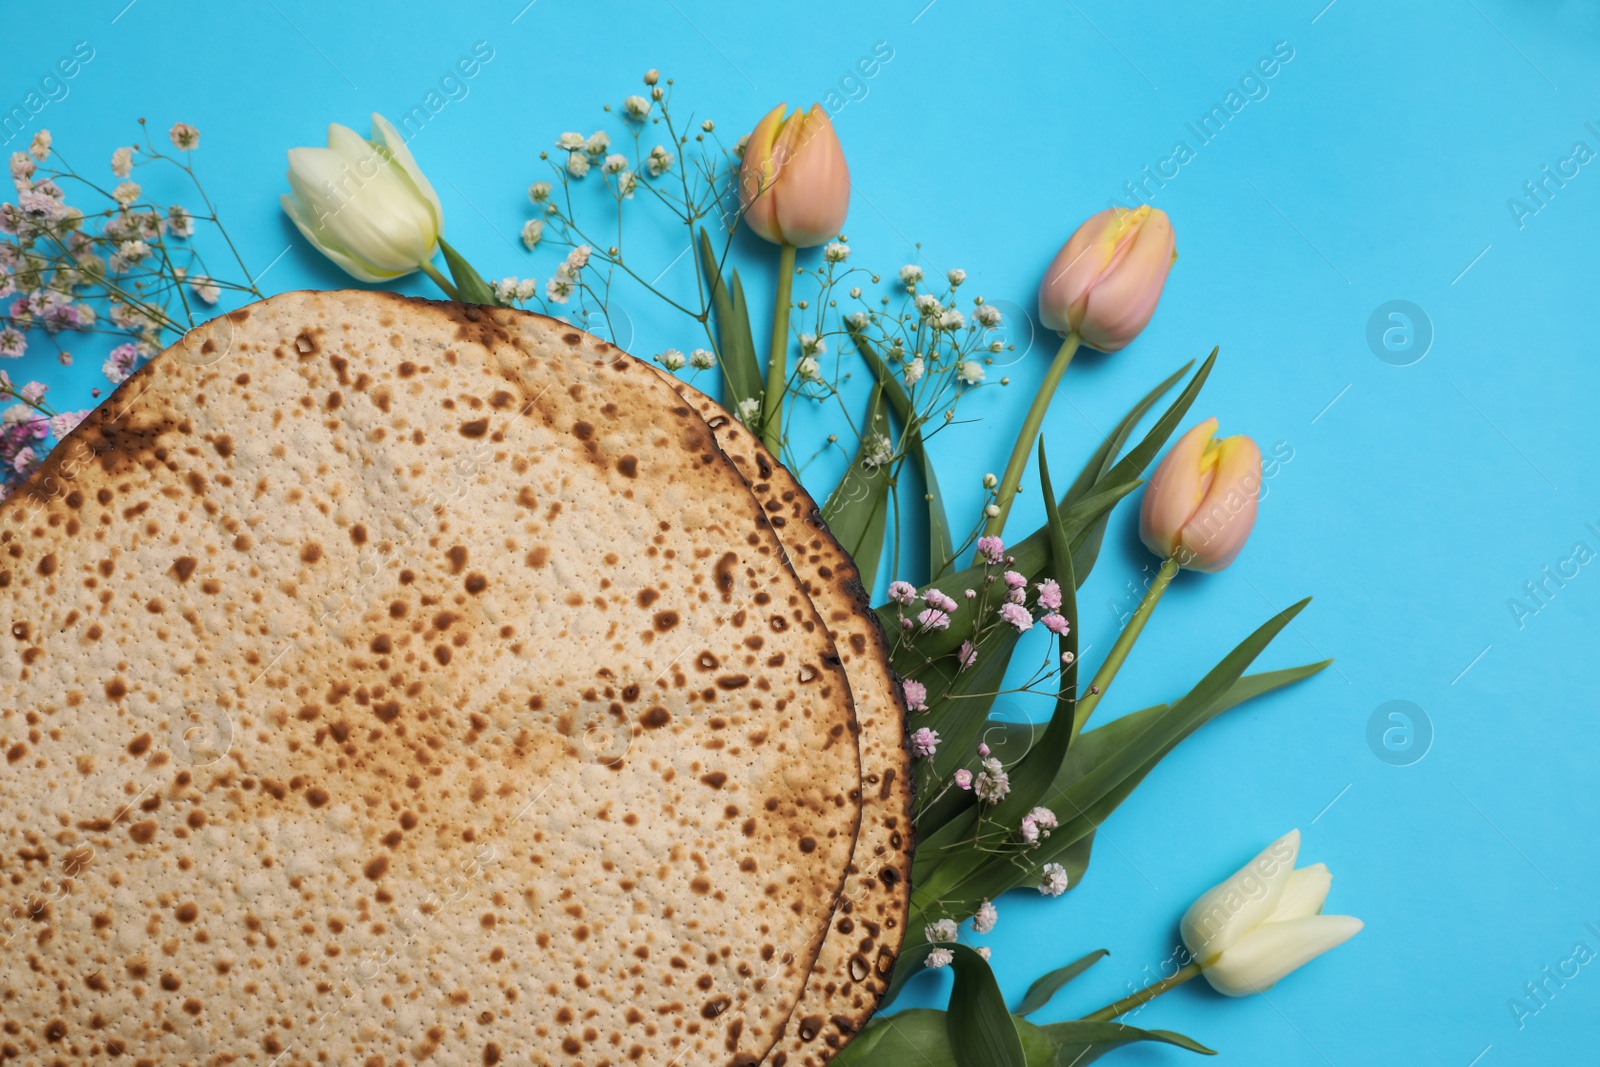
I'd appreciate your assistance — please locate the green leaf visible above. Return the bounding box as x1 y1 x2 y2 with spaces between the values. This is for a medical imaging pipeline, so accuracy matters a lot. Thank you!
822 384 893 593
849 328 955 581
438 237 502 306
696 228 763 415
947 945 1027 1067
1015 949 1109 1016
1038 1020 1216 1064
833 1011 957 1067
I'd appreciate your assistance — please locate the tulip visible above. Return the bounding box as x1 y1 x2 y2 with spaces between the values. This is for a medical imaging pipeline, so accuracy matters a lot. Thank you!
1181 829 1363 997
737 103 850 249
1038 205 1175 353
1140 417 1262 573
736 102 851 453
281 114 445 285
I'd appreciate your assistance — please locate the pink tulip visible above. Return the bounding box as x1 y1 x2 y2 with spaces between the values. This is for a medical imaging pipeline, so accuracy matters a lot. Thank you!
738 103 850 248
1038 205 1176 352
1140 418 1262 572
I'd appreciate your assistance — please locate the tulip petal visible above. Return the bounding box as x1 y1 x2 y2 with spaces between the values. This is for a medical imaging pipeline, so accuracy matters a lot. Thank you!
770 105 850 248
1200 914 1363 997
1037 208 1116 335
280 192 388 283
737 103 788 243
1267 863 1332 923
1177 433 1262 572
1180 828 1300 964
1139 418 1217 560
1078 207 1175 352
371 113 444 235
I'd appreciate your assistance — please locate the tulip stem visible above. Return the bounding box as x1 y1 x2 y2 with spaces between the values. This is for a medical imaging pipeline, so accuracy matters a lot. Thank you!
1071 555 1178 740
419 259 461 301
1081 962 1203 1022
980 331 1081 545
761 241 797 455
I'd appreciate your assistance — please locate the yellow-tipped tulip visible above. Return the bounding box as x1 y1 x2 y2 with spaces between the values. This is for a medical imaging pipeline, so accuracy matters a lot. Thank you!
738 103 850 248
1038 205 1175 352
1139 417 1262 572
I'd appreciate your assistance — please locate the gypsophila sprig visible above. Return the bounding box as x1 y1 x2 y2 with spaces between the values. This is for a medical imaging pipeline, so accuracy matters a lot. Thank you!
0 120 259 494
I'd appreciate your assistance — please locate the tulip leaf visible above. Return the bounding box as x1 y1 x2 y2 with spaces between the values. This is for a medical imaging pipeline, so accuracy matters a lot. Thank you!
437 238 502 307
847 328 956 583
946 945 1028 1067
1015 949 1110 1016
696 228 764 420
1038 1021 1216 1063
822 384 893 594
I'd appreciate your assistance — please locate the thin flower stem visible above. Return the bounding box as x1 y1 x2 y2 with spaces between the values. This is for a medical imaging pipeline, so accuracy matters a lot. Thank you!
418 260 460 301
761 241 796 453
980 331 1081 544
1071 555 1178 740
1081 961 1203 1022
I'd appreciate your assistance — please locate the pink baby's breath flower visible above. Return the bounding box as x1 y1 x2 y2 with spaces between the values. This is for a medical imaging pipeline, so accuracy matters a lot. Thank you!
998 602 1032 633
1019 817 1039 844
1003 570 1026 590
971 900 998 934
976 535 1004 564
925 589 958 614
47 410 86 439
888 580 918 605
1036 579 1062 611
1027 806 1058 830
957 640 977 671
954 769 973 790
902 679 929 713
1039 862 1070 897
977 743 990 758
909 726 939 758
916 607 951 632
925 948 954 969
169 122 200 150
11 446 36 473
1041 613 1069 635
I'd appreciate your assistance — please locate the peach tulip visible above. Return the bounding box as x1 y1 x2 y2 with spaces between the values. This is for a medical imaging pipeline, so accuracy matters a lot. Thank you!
738 103 850 248
1140 417 1261 572
1038 205 1175 352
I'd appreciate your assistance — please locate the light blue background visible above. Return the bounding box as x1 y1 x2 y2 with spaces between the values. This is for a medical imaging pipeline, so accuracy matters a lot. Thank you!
10 2 1600 1063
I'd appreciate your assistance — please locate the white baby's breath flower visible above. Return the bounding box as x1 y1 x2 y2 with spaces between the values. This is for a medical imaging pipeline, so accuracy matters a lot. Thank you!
514 278 538 302
112 181 141 207
623 95 651 120
528 181 552 203
168 122 200 150
959 360 985 385
798 333 825 356
975 946 992 961
914 293 939 317
823 241 850 263
925 948 954 970
521 219 545 250
974 303 1002 328
925 919 959 944
616 170 637 199
1039 862 1070 898
737 396 761 424
165 205 194 238
556 132 586 151
566 152 591 178
984 503 1000 517
947 268 967 286
646 145 674 177
585 131 610 156
939 309 966 331
28 130 51 162
862 433 893 470
111 146 134 179
602 153 628 175
845 311 869 330
972 900 998 935
988 340 1004 353
734 133 750 158
657 348 686 371
898 264 923 286
796 356 821 382
189 275 221 305
903 357 924 387
688 348 715 370
545 269 575 304
564 245 591 272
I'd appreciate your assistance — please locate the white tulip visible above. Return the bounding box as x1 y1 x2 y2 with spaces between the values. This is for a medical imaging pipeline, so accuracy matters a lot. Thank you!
280 114 443 282
1180 829 1362 997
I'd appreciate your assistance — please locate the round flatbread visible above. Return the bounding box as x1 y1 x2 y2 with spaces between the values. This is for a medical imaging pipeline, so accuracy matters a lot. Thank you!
0 291 862 1066
666 384 912 1065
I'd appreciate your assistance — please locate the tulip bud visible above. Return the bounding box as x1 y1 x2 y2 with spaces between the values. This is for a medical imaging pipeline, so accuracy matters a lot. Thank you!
1181 830 1363 997
737 103 850 248
280 114 443 282
1139 417 1262 572
1038 205 1175 352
